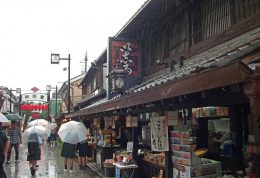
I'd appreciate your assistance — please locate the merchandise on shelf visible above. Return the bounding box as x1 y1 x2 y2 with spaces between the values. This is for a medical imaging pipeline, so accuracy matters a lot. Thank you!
170 124 222 178
143 151 165 166
192 106 229 119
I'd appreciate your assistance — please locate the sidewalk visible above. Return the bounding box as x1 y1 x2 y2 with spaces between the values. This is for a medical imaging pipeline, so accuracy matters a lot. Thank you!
4 142 101 178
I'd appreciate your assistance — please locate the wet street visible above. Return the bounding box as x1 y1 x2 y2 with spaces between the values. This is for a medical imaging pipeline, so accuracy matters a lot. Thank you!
4 142 101 178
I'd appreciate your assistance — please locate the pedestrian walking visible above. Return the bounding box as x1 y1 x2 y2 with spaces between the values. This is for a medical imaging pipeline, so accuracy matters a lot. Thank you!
6 121 22 164
50 129 57 147
61 142 76 173
36 135 43 167
27 132 40 176
0 122 10 178
77 139 88 170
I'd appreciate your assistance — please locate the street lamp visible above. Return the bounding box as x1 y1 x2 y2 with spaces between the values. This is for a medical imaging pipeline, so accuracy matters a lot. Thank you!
9 88 21 113
51 53 71 114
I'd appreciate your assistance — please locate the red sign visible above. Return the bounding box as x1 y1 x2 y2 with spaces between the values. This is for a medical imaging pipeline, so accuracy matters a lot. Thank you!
31 112 40 119
20 104 48 111
110 39 141 77
31 87 39 93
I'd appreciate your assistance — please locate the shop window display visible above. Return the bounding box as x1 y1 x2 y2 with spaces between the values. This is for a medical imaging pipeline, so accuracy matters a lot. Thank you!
208 118 231 155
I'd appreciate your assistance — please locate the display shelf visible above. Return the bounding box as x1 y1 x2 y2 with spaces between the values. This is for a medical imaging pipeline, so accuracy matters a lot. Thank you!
170 124 222 178
170 125 200 166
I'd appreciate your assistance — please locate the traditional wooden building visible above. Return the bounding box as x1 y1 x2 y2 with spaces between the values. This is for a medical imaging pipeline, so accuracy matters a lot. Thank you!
67 0 260 177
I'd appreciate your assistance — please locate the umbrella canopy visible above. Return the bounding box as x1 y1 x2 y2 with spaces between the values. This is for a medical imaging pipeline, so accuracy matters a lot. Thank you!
23 125 51 143
27 119 50 128
47 123 57 130
58 121 88 144
0 113 10 123
5 113 23 121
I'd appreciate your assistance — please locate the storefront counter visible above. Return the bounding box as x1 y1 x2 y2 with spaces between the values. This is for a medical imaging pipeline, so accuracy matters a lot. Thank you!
96 144 121 172
139 159 166 178
115 163 138 178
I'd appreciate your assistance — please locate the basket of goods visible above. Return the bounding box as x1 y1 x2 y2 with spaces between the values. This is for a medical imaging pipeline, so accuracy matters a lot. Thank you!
194 148 208 157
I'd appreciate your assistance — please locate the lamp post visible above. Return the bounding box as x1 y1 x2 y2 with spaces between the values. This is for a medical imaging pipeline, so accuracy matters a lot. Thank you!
51 53 71 113
9 88 21 113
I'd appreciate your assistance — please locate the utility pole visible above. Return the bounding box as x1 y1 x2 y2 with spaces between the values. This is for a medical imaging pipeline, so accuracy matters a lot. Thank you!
84 51 88 73
80 51 88 73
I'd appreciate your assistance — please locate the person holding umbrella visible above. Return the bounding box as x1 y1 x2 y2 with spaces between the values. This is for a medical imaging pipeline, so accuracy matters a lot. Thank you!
61 142 77 173
0 113 10 178
23 125 50 176
6 121 22 164
26 132 40 176
58 120 88 174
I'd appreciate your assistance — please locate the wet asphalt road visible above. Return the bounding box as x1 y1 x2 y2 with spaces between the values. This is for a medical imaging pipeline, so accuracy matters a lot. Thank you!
4 142 101 178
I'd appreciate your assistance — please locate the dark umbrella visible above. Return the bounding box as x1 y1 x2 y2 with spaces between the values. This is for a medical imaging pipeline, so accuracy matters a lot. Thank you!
5 113 23 121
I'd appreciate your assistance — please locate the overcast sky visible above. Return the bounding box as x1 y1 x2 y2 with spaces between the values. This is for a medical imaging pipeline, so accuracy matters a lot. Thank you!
0 0 147 93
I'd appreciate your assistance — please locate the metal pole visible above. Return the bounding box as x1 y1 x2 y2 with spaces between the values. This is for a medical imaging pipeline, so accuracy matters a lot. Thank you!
68 54 71 114
47 90 50 122
18 93 21 116
9 88 12 113
55 85 58 116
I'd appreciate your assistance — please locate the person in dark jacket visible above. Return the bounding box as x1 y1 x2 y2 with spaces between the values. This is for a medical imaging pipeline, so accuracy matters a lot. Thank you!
77 139 88 170
0 122 10 178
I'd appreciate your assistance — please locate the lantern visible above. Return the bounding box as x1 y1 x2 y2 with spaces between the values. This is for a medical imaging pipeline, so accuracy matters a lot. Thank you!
109 60 128 94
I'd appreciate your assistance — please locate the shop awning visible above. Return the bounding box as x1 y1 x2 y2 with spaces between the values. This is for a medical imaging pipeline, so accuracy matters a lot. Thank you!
66 60 252 118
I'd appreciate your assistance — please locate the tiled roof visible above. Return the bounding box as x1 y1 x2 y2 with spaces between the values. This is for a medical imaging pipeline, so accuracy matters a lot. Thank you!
122 28 260 96
74 89 106 108
66 27 260 118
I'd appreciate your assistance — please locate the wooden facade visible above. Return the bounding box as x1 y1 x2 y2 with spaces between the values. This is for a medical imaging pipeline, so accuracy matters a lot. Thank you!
68 0 260 177
115 0 260 75
70 0 260 117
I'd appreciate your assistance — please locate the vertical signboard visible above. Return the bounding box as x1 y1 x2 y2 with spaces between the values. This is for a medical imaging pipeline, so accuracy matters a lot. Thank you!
108 37 141 98
150 116 169 151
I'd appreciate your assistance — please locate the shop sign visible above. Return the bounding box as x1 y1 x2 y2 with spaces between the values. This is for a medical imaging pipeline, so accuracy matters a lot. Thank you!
22 93 47 102
93 118 98 126
166 111 178 126
109 38 141 77
126 116 138 127
127 141 133 152
151 116 169 151
104 116 113 127
107 37 142 98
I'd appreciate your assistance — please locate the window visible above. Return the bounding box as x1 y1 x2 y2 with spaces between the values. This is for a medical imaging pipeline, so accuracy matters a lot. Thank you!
191 0 231 45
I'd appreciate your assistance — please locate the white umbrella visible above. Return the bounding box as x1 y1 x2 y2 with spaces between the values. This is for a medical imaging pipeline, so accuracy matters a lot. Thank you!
27 119 50 128
23 125 51 143
0 113 10 123
58 121 87 144
47 123 57 130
